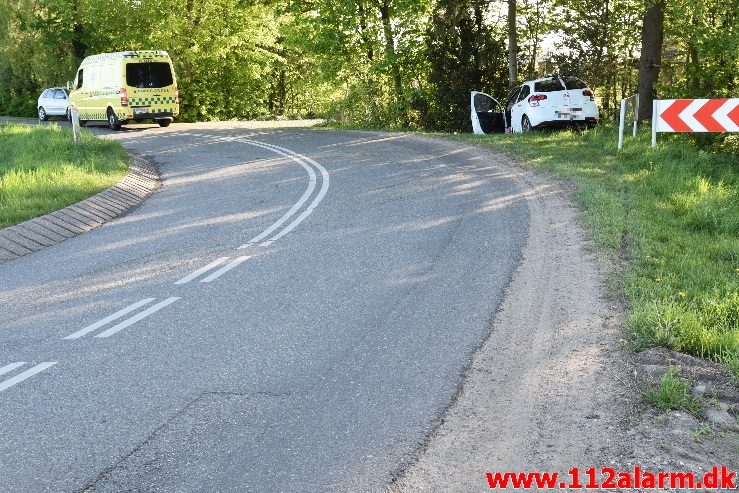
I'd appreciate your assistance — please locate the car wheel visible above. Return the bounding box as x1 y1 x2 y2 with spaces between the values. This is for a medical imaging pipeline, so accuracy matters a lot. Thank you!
521 115 532 133
107 109 122 131
38 107 48 121
157 119 171 128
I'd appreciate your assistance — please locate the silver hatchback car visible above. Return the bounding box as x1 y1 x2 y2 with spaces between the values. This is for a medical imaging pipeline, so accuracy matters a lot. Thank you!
37 87 70 121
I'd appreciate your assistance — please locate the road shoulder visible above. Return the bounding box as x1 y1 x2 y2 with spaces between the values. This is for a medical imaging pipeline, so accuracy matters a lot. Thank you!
389 143 633 491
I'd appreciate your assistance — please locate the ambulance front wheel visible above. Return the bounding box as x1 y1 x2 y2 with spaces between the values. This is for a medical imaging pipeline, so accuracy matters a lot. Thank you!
107 109 122 131
157 119 172 128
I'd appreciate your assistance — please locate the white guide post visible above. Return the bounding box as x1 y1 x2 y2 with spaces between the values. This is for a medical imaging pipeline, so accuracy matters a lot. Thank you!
617 98 627 150
651 99 658 148
633 94 639 137
71 106 81 143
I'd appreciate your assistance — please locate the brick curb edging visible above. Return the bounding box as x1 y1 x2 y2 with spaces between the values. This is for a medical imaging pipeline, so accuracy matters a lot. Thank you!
0 154 159 264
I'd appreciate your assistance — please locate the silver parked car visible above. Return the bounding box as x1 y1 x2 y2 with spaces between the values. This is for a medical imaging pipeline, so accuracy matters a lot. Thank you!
37 87 70 121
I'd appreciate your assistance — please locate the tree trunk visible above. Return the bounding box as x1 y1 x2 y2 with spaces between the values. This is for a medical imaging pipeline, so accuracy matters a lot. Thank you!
378 0 403 102
687 13 700 93
71 23 86 59
637 0 665 122
358 1 374 61
507 0 517 87
70 2 86 59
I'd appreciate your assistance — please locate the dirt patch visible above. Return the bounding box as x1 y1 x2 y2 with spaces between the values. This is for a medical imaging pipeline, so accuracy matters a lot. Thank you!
626 347 739 477
389 157 738 492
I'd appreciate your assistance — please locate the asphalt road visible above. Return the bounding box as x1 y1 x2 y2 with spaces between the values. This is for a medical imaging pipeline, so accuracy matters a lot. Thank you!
0 122 528 492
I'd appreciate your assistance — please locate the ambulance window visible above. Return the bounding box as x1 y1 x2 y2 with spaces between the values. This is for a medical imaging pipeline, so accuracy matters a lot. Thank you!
76 69 84 89
126 62 173 88
101 68 114 89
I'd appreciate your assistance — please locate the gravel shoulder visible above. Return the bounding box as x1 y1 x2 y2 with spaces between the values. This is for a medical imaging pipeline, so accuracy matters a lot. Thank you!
389 152 632 491
389 139 738 492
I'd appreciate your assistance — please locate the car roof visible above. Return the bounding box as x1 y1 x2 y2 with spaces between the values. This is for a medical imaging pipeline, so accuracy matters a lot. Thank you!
523 75 586 84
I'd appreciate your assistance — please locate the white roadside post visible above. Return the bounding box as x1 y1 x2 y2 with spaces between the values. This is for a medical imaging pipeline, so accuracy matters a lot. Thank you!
633 94 639 137
70 105 81 143
617 98 626 150
651 99 658 148
617 94 639 150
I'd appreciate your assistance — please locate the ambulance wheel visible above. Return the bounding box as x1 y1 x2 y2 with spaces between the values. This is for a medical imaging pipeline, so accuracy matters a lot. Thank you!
38 107 48 121
107 109 122 131
157 119 171 128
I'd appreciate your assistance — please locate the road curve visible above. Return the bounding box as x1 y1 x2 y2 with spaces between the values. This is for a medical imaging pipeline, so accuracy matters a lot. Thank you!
0 122 528 492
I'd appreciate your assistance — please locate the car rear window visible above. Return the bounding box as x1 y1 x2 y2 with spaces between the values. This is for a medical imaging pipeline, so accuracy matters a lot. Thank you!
126 62 173 88
562 76 588 89
534 79 565 92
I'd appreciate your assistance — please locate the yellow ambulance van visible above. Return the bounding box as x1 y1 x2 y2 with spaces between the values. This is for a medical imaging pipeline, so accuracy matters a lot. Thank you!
68 51 179 130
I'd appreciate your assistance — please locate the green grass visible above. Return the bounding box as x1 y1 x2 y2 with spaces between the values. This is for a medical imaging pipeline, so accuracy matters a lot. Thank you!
645 368 704 417
0 124 129 227
443 126 739 376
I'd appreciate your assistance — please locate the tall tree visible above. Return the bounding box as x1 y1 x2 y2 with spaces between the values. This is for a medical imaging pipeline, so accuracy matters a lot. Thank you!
637 0 665 121
518 0 552 80
549 0 641 115
507 0 518 86
375 0 403 103
427 0 507 131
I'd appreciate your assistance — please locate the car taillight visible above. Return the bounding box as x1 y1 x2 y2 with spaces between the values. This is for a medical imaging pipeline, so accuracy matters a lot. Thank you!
528 94 547 106
174 87 180 104
583 89 594 101
120 88 128 107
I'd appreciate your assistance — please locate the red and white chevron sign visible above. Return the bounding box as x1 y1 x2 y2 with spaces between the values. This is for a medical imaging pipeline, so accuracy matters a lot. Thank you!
655 98 739 133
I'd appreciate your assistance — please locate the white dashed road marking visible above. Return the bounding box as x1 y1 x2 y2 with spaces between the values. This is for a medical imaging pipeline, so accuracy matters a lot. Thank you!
0 362 57 393
199 256 250 283
96 297 181 338
64 298 156 340
16 139 330 396
175 257 230 284
0 362 26 376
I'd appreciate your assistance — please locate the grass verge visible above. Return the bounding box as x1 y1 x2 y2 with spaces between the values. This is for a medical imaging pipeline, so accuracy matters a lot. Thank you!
645 368 704 417
442 126 739 376
0 124 129 228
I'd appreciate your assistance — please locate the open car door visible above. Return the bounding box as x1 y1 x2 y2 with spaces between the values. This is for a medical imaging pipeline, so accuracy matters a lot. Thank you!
470 91 505 134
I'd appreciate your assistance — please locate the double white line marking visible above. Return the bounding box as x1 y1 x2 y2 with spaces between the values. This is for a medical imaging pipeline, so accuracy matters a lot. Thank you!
64 297 180 340
175 256 250 284
8 140 330 395
235 139 330 248
0 362 57 393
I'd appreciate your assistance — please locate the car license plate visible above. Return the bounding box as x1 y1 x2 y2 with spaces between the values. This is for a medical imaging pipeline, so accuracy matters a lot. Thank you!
557 109 582 120
133 107 150 115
